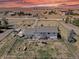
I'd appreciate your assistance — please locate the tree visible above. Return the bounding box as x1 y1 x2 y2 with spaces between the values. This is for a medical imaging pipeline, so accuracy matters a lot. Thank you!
73 18 79 27
65 14 73 23
68 30 77 43
64 9 74 23
65 10 74 15
18 11 25 16
65 16 69 23
0 17 9 29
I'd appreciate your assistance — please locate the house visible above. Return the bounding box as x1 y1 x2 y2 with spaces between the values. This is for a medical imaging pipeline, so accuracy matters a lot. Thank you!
23 26 58 40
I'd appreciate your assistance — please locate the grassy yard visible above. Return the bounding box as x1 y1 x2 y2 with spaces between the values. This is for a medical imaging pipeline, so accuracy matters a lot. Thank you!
3 37 74 59
73 19 79 27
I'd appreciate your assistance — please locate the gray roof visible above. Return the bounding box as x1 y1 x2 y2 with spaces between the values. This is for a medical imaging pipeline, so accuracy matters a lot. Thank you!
24 28 35 35
35 27 58 32
23 27 58 35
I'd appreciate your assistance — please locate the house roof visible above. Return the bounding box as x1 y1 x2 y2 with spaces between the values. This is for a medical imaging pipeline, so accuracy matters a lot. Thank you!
23 26 58 35
35 26 58 32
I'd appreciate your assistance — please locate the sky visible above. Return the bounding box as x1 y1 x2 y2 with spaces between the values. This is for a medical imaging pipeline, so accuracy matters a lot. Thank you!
0 0 79 8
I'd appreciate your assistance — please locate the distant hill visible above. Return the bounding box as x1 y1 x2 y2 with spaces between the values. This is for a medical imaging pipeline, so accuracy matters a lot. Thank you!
59 4 79 9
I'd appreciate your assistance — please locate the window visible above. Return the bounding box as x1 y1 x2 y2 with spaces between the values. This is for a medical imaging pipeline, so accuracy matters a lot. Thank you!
0 21 1 25
53 32 56 34
48 32 50 34
53 32 57 36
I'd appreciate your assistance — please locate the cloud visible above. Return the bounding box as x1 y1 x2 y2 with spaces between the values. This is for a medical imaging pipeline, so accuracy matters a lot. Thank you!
0 0 79 8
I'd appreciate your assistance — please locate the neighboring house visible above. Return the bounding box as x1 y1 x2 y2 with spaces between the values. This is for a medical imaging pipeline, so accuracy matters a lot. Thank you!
22 27 58 40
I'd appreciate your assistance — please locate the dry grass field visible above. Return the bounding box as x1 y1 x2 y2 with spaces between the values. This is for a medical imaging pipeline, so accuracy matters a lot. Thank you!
0 9 79 59
3 37 74 59
0 19 78 59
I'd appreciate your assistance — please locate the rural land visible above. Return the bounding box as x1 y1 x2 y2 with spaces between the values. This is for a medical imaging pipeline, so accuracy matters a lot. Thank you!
0 7 79 59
